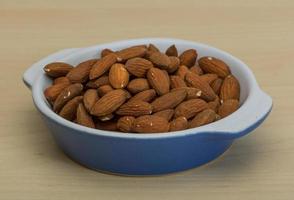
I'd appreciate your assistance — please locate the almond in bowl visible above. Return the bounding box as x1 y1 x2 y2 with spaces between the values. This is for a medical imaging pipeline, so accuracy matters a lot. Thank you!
43 44 241 133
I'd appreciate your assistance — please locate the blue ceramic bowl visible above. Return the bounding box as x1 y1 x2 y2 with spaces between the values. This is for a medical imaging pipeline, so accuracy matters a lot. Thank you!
23 38 272 175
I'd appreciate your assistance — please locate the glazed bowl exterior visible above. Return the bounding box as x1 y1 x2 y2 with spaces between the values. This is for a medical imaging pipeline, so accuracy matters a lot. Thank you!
23 38 272 175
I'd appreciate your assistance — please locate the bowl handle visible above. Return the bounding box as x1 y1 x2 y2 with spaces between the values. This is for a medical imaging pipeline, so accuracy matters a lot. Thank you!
22 48 80 90
206 88 273 139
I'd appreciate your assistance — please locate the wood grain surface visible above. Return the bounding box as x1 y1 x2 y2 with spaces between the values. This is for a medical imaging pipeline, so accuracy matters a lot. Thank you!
1 0 293 199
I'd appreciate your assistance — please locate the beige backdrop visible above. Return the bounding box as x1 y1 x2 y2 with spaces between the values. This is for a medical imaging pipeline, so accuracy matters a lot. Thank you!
1 0 294 199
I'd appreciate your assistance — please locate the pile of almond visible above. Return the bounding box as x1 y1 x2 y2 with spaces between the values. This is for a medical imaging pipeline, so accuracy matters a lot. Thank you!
43 44 240 133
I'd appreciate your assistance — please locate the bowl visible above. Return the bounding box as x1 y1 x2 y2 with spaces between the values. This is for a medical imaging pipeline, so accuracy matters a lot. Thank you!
23 38 272 175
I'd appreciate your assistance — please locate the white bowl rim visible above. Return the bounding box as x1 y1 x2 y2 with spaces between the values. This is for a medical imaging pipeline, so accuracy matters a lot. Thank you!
25 37 272 139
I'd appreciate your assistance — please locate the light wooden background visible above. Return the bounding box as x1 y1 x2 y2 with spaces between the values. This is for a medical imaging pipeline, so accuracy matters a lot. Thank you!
1 0 293 199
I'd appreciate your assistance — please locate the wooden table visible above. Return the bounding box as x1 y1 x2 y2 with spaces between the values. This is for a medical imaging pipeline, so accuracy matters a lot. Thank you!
1 0 293 199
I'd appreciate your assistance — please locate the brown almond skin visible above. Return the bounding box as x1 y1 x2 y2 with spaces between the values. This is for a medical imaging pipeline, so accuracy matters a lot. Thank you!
218 99 239 118
211 78 223 95
169 117 188 132
97 85 114 97
128 89 157 103
83 89 99 112
170 75 187 89
59 96 83 120
53 83 83 112
167 56 180 73
190 65 203 75
76 103 95 128
44 82 70 103
127 78 150 94
66 59 98 83
125 57 153 77
171 87 202 100
153 109 174 121
117 116 135 132
116 46 147 62
198 56 231 78
89 53 118 80
101 48 113 57
90 89 127 117
185 72 216 101
96 121 118 131
207 97 220 112
174 99 208 119
43 62 73 78
116 100 153 116
132 115 170 133
151 89 187 112
199 73 218 85
147 68 170 96
149 52 171 70
53 77 70 85
145 44 160 58
189 109 216 128
165 44 178 57
87 75 110 88
220 75 240 101
176 65 190 80
109 63 129 89
179 49 197 67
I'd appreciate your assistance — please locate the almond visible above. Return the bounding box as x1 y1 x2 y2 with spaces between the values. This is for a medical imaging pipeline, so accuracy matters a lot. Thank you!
101 48 113 57
167 56 180 73
43 62 73 77
153 109 174 121
116 46 147 62
148 44 160 52
83 89 99 112
89 53 118 80
199 73 218 85
90 89 127 117
165 44 178 57
176 65 190 80
185 72 216 101
190 65 203 75
96 120 118 131
86 75 109 88
211 78 223 95
169 116 188 131
66 59 98 83
151 89 187 112
76 103 95 128
59 96 83 120
207 97 220 112
53 77 70 85
125 57 153 77
174 99 208 119
171 87 202 100
198 56 231 78
189 109 216 128
179 49 197 67
218 99 239 118
127 78 150 94
116 100 153 116
98 114 114 121
170 75 187 89
149 52 171 70
97 85 113 97
132 115 169 133
53 83 83 112
220 75 240 101
117 116 135 132
44 82 70 103
128 89 157 103
147 68 170 96
109 63 129 89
